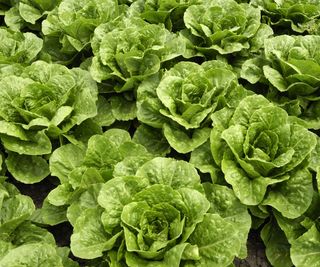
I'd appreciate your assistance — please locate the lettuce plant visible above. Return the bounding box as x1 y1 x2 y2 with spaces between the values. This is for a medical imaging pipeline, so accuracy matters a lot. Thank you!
1 0 320 266
137 59 250 153
210 94 316 218
0 28 42 66
251 0 320 34
42 0 121 59
0 180 78 267
242 35 320 129
69 157 250 266
45 129 155 226
0 60 98 183
183 0 261 54
129 0 201 30
90 16 185 91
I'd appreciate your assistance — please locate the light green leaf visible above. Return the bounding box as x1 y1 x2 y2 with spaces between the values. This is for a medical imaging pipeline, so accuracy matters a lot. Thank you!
163 124 210 153
1 130 51 156
263 65 288 92
262 168 313 218
203 183 251 259
291 225 320 267
0 243 63 267
47 184 73 206
19 2 42 24
240 57 266 84
34 199 67 226
186 214 241 267
102 128 131 147
125 243 190 267
92 96 115 127
133 124 170 156
136 157 201 191
71 209 121 259
113 157 151 177
221 158 284 205
13 222 56 246
261 220 292 267
0 121 28 141
67 184 103 226
84 135 122 169
0 194 35 235
50 144 85 183
110 95 137 121
98 176 149 233
6 153 49 184
190 141 220 183
4 7 25 31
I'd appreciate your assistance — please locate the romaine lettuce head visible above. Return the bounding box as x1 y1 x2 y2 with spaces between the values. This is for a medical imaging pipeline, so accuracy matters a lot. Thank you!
90 16 186 91
266 35 320 129
137 60 251 153
0 28 42 65
183 0 261 54
69 158 250 267
41 0 122 62
251 0 320 34
0 60 97 183
0 181 78 267
243 35 320 129
129 0 201 30
0 60 98 153
44 129 155 226
211 94 316 218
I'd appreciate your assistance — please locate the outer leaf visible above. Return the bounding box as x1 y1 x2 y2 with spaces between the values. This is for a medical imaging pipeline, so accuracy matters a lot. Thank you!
71 209 121 259
221 158 287 205
261 220 292 267
125 243 190 267
186 214 241 267
49 144 85 183
0 195 35 235
190 141 221 183
291 225 320 267
110 95 137 121
6 153 50 184
136 157 201 191
133 124 171 156
1 130 52 156
203 183 251 259
0 243 63 267
163 124 210 153
262 168 313 218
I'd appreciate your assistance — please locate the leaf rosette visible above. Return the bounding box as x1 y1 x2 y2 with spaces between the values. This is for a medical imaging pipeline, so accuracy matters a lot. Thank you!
183 0 261 54
137 60 250 153
0 60 98 183
90 16 185 91
42 0 122 61
44 129 155 226
211 94 316 218
0 28 42 66
68 157 250 267
242 35 320 129
0 180 78 267
251 0 320 34
128 0 201 31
